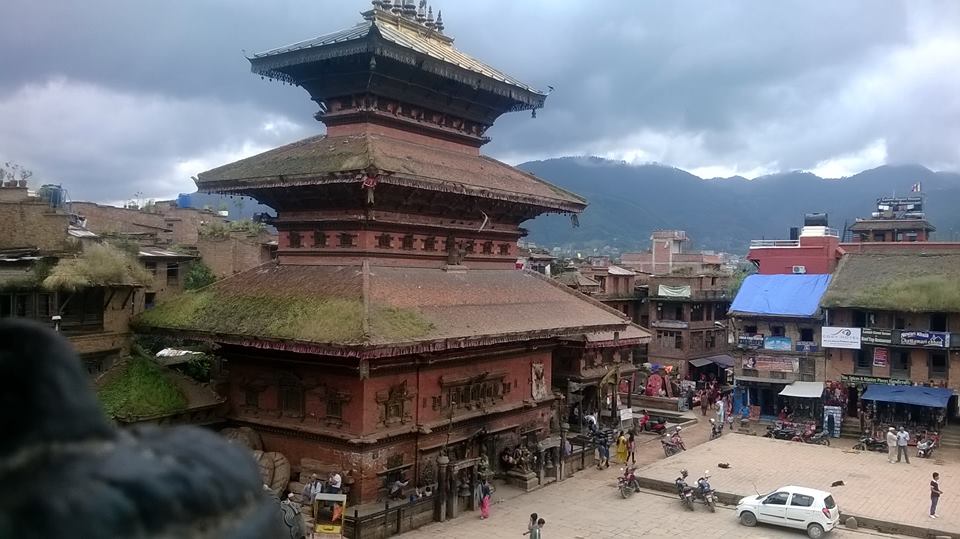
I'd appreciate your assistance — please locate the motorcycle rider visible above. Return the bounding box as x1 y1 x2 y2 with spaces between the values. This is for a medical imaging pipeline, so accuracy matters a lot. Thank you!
621 465 640 493
671 426 686 450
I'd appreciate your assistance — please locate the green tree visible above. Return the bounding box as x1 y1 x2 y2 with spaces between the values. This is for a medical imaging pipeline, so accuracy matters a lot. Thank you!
183 261 217 290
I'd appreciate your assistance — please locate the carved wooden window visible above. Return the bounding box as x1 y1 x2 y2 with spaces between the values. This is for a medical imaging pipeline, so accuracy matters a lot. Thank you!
386 401 402 420
423 237 437 251
464 240 475 254
498 243 510 255
326 397 343 419
338 233 356 247
279 374 303 416
244 388 259 408
288 231 302 248
431 396 442 410
377 233 393 249
401 234 415 250
313 230 327 248
482 241 493 255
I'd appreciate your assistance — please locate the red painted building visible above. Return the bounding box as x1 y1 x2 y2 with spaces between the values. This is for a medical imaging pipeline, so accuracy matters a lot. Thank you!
139 3 634 505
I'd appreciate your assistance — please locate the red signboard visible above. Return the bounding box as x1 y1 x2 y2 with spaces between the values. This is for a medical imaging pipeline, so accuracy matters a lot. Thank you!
872 347 889 368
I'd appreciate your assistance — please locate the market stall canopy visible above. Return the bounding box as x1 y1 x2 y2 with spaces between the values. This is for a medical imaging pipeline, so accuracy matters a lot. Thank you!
861 384 954 408
689 354 735 368
729 274 832 317
779 381 825 399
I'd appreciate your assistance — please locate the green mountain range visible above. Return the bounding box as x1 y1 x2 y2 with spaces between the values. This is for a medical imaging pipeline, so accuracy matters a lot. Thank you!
518 158 960 255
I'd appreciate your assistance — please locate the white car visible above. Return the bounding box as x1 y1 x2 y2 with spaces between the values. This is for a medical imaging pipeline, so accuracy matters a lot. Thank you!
736 485 840 538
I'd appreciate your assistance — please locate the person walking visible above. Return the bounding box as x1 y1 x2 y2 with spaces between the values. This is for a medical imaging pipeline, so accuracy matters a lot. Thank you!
479 479 492 519
715 398 725 430
886 427 897 463
594 428 610 469
523 513 538 535
896 426 911 463
615 430 628 464
930 472 942 518
526 517 545 538
627 432 636 465
699 390 709 416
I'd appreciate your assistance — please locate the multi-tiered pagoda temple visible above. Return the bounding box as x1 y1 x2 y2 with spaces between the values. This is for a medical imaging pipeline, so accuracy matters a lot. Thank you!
140 1 648 504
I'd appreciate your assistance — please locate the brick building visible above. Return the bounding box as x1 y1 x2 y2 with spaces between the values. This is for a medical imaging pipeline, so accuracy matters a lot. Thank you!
621 230 725 275
138 3 636 507
820 252 960 420
728 274 831 416
0 184 145 373
647 273 733 380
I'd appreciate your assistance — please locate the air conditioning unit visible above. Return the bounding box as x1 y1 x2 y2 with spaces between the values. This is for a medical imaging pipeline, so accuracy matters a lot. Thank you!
792 265 807 274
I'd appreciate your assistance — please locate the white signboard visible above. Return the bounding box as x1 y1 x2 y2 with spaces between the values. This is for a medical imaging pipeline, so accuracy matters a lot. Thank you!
619 408 634 421
821 327 861 350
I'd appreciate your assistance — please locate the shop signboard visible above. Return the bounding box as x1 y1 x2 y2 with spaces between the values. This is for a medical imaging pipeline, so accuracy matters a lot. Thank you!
743 355 799 373
821 327 861 349
872 347 889 368
795 341 819 353
899 331 950 349
738 335 764 349
861 328 895 346
764 336 792 351
840 374 912 386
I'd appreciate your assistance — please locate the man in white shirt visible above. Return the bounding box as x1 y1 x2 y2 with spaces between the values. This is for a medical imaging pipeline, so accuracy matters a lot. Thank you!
328 472 342 494
896 427 910 463
886 427 897 463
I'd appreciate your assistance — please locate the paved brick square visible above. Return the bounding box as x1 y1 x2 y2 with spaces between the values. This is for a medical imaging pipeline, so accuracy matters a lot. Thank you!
637 433 958 536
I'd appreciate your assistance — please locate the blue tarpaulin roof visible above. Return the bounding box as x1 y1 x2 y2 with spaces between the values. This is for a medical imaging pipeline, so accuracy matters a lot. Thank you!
861 384 954 408
729 274 832 317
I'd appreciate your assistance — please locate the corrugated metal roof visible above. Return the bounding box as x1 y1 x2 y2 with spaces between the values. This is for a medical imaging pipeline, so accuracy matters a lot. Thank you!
252 16 542 94
138 248 195 258
607 265 636 276
67 226 98 238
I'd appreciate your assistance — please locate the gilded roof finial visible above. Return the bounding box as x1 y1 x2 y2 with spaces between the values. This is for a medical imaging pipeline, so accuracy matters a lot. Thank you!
435 10 444 33
402 0 417 19
416 1 427 23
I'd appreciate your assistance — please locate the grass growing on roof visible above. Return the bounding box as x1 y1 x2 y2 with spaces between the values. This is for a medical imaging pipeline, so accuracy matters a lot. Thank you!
97 355 187 420
43 243 153 291
136 290 434 344
825 275 960 313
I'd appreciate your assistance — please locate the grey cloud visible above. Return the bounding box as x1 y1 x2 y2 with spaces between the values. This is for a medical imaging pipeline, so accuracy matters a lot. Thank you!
1 0 957 203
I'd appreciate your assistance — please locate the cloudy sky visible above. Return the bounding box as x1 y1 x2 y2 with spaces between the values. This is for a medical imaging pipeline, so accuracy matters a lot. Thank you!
2 0 958 203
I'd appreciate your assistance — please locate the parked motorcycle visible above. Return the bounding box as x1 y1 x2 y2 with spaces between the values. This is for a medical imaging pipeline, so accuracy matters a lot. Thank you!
917 432 938 458
640 413 667 434
791 425 831 446
764 422 798 440
852 433 888 452
662 437 683 457
671 427 686 451
695 473 717 512
618 467 640 498
709 419 722 440
676 471 695 511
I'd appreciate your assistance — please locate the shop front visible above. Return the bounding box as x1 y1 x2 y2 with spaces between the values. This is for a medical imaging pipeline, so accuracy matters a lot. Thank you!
688 354 735 387
734 376 789 419
777 381 825 424
860 384 955 435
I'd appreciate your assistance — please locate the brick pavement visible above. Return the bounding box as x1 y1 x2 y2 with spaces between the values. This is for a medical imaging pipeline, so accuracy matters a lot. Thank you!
396 419 908 539
636 433 959 537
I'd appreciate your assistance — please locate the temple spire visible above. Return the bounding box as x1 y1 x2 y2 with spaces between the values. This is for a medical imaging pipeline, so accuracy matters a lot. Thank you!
402 0 417 19
435 10 444 33
425 6 435 28
416 1 427 23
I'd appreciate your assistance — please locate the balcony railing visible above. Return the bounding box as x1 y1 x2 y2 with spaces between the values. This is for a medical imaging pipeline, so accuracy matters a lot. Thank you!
749 239 800 248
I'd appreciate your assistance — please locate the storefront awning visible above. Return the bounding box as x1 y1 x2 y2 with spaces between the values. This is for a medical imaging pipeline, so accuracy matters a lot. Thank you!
861 384 954 408
689 354 735 368
779 381 824 399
